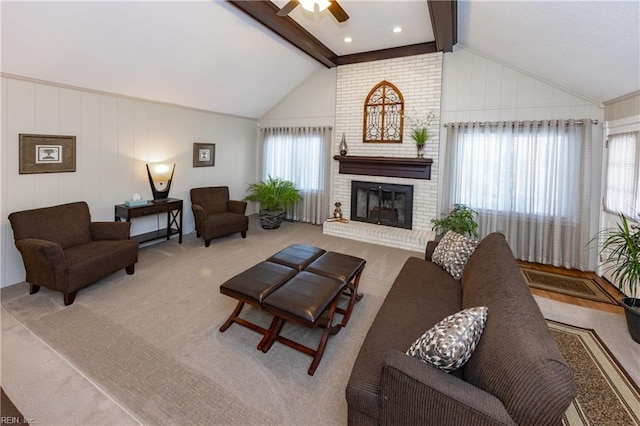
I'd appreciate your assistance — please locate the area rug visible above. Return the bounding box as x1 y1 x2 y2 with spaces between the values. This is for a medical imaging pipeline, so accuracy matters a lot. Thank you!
522 267 619 305
548 320 640 425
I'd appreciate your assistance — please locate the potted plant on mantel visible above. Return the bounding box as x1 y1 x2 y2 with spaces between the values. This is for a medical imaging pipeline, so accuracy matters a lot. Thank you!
431 204 479 239
244 176 302 230
409 110 437 158
593 213 640 344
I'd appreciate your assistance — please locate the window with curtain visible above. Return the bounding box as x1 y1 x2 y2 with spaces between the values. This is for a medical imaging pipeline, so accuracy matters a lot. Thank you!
260 126 332 225
442 119 593 270
604 131 640 220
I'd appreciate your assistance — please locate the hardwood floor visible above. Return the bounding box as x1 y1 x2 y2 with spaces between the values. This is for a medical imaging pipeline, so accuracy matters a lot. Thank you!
518 261 625 315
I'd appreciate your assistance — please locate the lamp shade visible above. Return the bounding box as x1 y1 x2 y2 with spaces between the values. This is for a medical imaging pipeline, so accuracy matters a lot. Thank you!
146 163 175 201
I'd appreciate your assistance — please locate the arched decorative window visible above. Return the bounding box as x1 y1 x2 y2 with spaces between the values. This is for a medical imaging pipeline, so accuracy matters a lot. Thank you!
363 80 404 143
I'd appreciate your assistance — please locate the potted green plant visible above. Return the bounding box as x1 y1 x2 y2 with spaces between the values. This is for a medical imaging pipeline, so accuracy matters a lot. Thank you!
593 213 640 343
431 204 479 239
409 110 436 158
244 176 302 229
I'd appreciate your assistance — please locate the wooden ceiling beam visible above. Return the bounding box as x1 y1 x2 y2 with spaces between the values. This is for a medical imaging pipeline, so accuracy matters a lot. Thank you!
227 0 455 67
336 42 438 66
427 0 458 53
227 0 338 68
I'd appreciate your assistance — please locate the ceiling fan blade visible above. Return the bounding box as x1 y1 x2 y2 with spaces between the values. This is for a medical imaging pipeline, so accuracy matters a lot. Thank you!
328 1 349 22
277 0 299 17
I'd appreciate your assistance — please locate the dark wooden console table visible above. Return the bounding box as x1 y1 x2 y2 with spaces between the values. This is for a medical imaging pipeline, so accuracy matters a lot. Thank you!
114 198 183 244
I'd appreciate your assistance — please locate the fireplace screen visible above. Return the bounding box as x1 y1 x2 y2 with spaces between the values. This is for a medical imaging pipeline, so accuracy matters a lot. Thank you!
351 181 413 229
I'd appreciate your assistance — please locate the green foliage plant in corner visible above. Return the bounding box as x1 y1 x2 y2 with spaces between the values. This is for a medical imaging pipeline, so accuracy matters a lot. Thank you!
431 204 479 239
244 175 301 230
592 212 640 343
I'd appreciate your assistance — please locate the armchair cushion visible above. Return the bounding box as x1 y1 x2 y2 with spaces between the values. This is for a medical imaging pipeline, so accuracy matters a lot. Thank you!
9 202 92 249
90 221 131 241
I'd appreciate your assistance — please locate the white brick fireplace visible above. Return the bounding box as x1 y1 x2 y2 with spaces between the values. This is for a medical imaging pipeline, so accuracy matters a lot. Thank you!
323 53 443 252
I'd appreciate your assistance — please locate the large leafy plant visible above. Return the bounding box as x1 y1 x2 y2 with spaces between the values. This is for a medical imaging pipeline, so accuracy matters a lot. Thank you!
431 204 479 239
244 176 301 212
594 213 640 300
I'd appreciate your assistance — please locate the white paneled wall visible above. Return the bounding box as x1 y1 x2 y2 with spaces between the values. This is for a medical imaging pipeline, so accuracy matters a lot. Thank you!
1 76 258 287
440 47 605 266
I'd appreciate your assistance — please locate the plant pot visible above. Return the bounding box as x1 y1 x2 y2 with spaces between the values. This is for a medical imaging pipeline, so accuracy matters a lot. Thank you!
621 297 640 344
259 209 286 229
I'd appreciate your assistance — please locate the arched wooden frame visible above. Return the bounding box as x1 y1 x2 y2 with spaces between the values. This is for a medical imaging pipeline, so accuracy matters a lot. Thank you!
363 80 405 143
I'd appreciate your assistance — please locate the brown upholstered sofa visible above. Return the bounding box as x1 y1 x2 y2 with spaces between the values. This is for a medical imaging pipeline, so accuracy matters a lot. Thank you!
8 201 139 305
190 186 248 247
346 233 576 425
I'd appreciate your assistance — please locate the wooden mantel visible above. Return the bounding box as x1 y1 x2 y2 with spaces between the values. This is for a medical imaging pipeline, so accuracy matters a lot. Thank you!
333 155 433 180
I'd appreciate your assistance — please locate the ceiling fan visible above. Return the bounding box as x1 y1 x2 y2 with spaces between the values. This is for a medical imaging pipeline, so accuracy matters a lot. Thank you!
277 0 350 23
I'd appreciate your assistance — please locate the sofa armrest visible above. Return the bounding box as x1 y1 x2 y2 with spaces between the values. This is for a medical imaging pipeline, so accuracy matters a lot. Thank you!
191 203 208 225
228 200 247 215
15 238 65 286
90 222 131 241
380 349 516 426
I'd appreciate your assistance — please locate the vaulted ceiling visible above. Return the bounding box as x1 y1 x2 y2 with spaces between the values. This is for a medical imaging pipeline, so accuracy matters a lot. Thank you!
2 1 638 119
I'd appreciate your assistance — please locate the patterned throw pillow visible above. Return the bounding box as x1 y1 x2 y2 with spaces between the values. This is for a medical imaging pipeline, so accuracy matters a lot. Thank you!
407 306 488 372
431 231 478 280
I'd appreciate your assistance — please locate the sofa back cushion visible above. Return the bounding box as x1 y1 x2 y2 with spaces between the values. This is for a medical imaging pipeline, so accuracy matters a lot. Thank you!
190 186 230 214
461 233 576 425
9 201 92 249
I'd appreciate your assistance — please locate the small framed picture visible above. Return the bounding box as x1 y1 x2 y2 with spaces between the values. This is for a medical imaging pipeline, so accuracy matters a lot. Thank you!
19 134 76 174
193 143 215 167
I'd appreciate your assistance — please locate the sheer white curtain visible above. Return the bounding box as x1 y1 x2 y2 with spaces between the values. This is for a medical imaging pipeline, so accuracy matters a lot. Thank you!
260 126 332 224
604 131 640 219
442 119 593 269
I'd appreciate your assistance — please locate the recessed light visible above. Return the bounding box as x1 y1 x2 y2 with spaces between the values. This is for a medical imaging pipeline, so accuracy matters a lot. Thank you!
344 36 353 43
392 26 403 33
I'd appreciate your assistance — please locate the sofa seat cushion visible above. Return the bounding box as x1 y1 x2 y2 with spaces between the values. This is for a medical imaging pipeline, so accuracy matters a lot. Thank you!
203 212 249 237
59 240 138 292
461 233 576 425
346 257 463 419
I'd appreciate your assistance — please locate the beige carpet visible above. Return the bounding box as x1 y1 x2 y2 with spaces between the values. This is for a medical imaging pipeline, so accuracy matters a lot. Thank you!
2 217 639 425
549 321 640 426
1 217 416 425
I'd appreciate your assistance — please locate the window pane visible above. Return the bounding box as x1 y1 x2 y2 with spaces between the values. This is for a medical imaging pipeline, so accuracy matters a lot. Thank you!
604 132 639 218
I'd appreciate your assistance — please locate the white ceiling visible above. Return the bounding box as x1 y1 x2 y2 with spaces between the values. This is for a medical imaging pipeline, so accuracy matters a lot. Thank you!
457 0 640 103
270 0 435 55
2 1 639 120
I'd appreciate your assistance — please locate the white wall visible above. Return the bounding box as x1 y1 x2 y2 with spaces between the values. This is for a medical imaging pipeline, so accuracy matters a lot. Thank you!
259 68 337 128
441 47 605 268
1 76 258 287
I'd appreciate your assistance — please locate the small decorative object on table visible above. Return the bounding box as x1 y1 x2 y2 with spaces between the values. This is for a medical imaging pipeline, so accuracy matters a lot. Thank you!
408 110 437 158
327 201 348 223
125 193 148 207
339 133 348 156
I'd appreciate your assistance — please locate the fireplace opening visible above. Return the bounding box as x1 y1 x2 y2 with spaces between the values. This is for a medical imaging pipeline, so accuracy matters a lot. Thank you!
350 181 413 229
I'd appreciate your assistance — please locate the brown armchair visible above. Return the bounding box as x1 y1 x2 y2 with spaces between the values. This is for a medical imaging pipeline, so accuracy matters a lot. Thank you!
190 186 248 247
8 201 139 305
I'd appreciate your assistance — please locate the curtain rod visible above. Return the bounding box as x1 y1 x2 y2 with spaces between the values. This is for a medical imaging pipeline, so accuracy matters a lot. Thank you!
444 119 598 128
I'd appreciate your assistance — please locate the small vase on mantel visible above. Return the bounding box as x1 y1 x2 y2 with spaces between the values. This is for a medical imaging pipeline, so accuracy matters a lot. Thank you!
416 144 425 158
339 133 348 156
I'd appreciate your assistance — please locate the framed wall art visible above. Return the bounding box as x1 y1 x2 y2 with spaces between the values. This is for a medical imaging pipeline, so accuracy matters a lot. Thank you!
19 134 76 174
193 143 215 167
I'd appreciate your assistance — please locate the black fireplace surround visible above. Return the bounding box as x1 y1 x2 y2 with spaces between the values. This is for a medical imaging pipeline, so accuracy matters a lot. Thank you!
350 181 413 229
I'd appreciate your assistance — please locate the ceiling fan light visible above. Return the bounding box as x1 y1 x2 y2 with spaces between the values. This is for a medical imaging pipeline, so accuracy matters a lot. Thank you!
299 0 316 12
316 0 331 12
